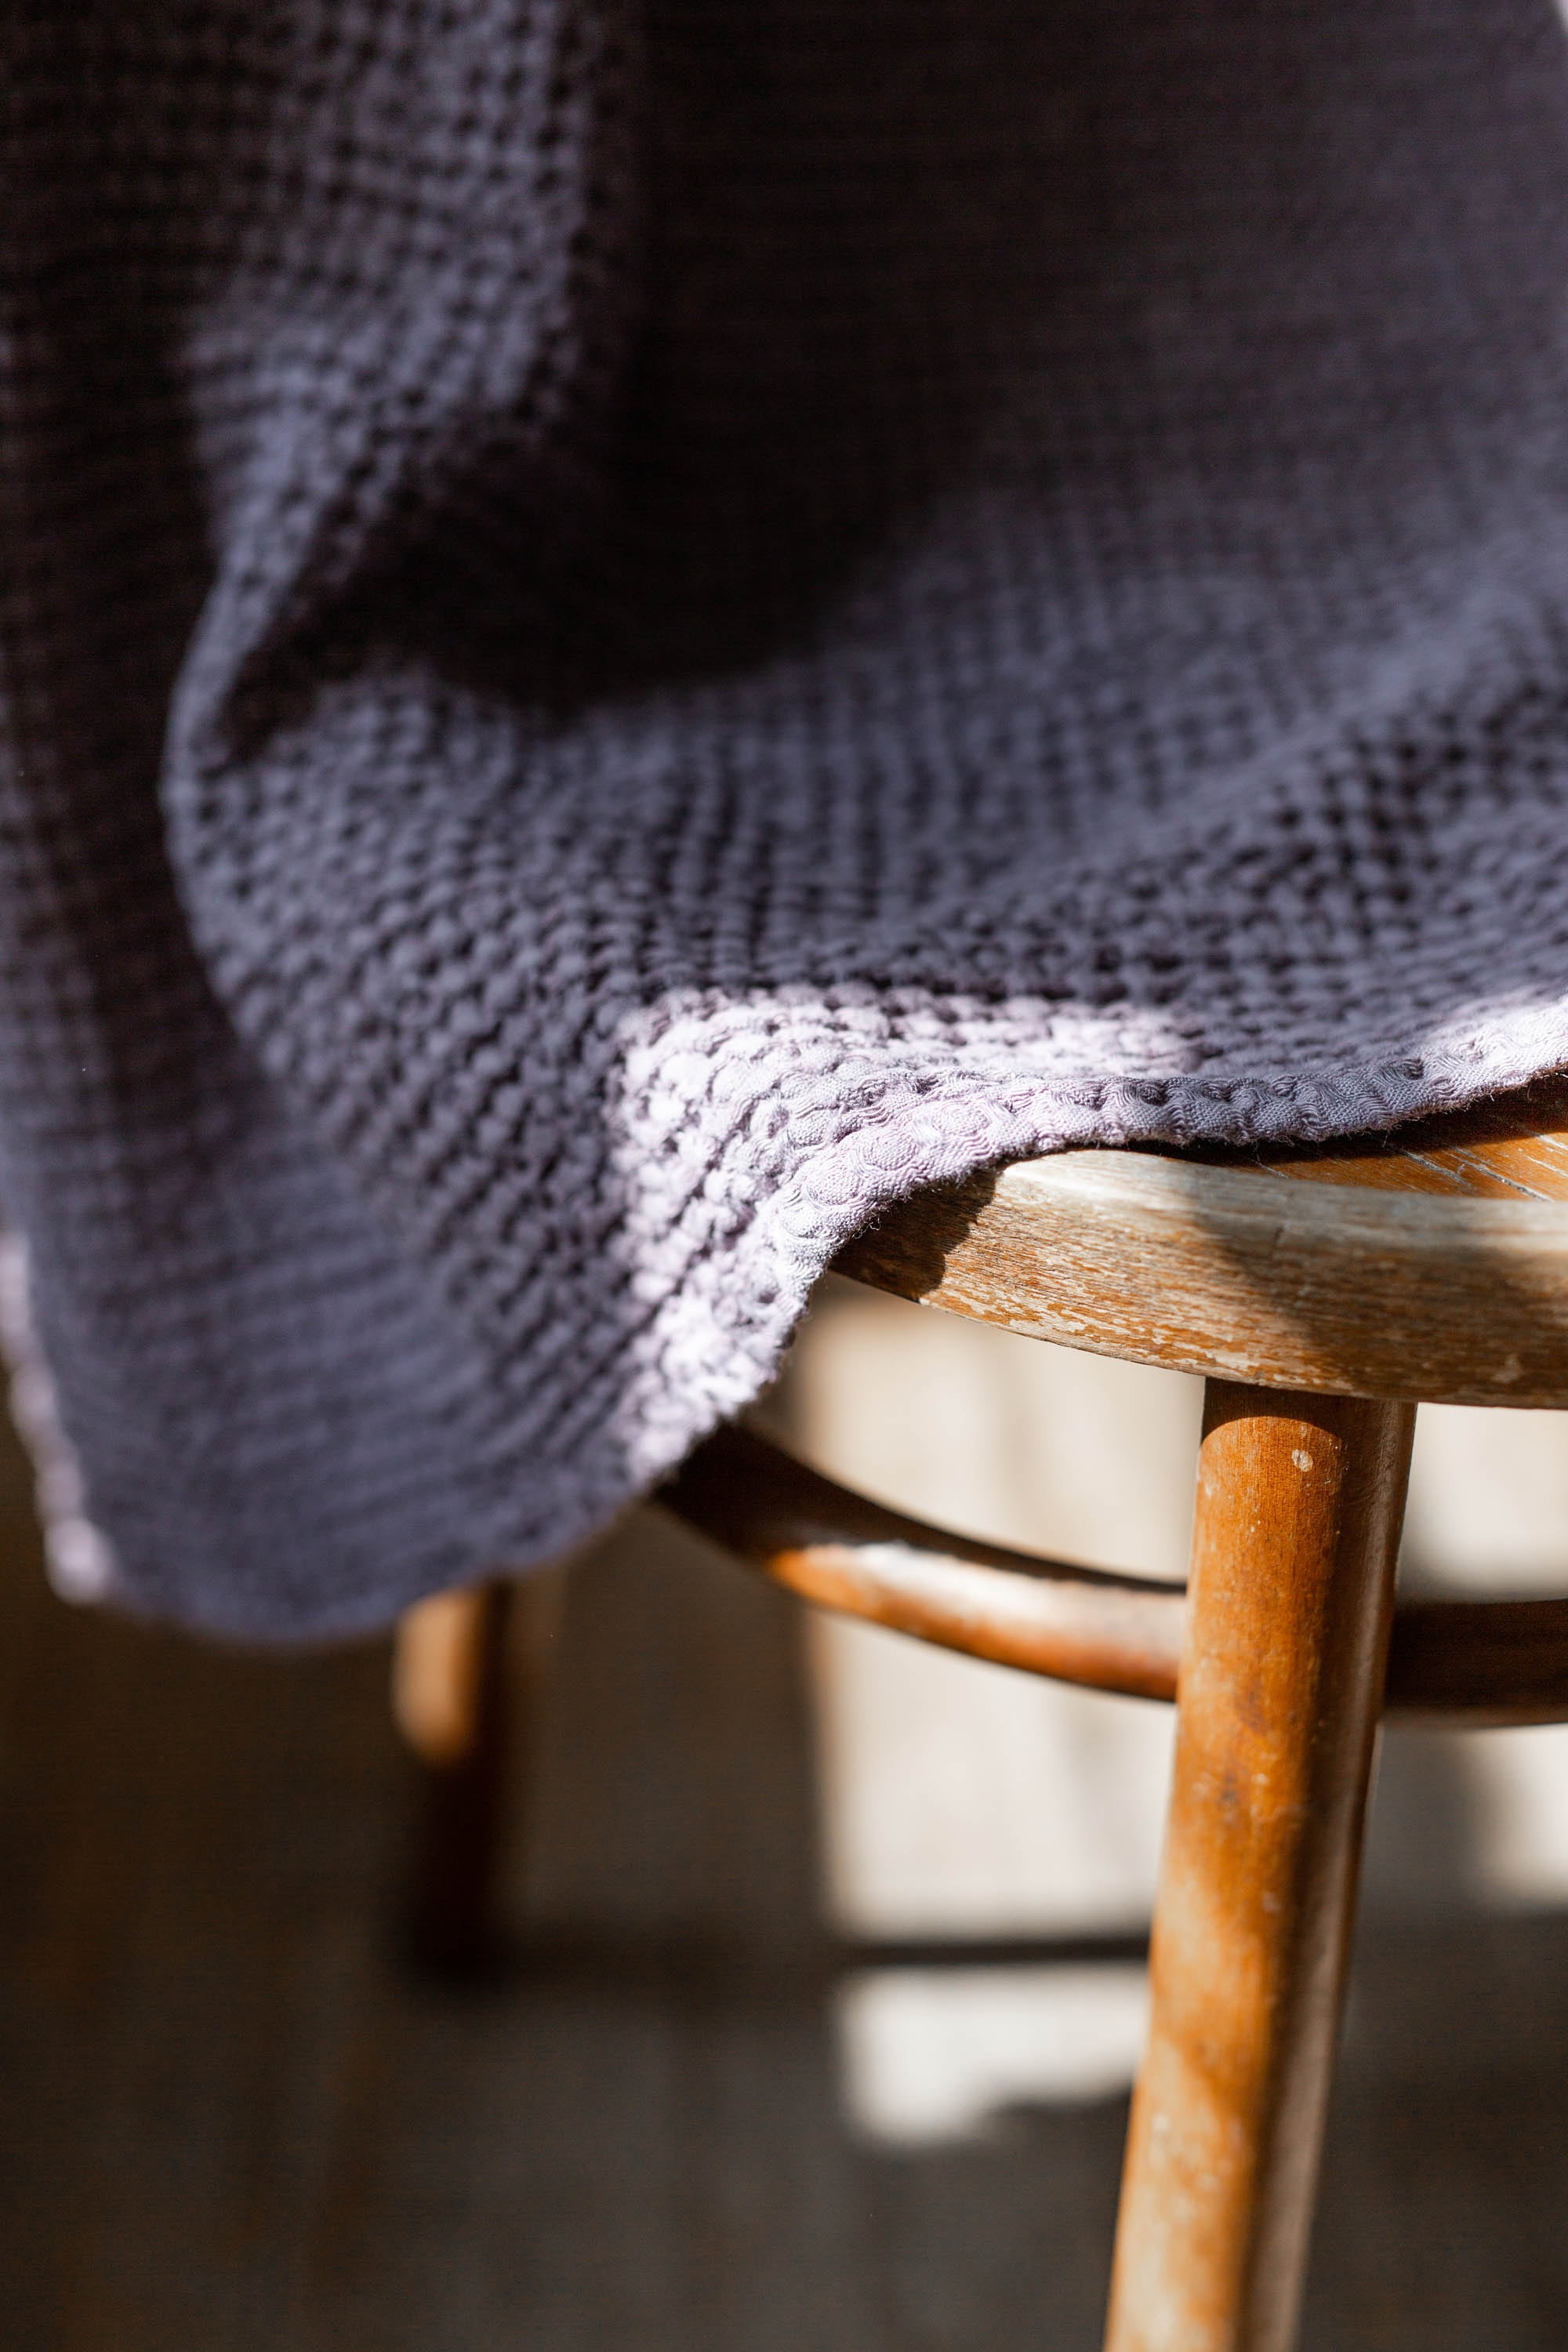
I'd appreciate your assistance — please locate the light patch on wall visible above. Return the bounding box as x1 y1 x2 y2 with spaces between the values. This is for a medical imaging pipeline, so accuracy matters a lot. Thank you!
811 1613 1173 1936
772 1278 1568 2145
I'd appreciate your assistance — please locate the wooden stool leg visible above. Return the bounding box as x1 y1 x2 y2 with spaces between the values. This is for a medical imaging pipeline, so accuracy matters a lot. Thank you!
393 1579 516 1972
1105 1382 1415 2352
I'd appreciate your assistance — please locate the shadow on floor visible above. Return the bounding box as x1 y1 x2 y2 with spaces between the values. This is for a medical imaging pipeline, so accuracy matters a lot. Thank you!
2 1446 1566 2351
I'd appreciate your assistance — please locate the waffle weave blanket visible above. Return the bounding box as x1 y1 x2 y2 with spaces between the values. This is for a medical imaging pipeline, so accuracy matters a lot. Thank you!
4 0 1568 1633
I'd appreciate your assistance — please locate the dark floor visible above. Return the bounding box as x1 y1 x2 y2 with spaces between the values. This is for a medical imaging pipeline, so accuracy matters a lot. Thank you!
2 1406 1568 2352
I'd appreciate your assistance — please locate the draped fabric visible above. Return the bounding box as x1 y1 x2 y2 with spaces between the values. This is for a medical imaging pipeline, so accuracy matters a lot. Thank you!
3 0 1568 1632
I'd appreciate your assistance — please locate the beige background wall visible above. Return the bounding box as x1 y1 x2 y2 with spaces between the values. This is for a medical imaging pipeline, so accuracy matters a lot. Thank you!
767 1276 1568 2142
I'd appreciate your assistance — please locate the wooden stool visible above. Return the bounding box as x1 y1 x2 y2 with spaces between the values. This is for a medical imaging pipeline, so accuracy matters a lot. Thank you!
394 1074 1568 2352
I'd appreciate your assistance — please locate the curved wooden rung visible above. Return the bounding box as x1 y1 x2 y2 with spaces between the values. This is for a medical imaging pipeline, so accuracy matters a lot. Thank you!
658 1423 1568 1728
1383 1597 1568 1726
661 1420 1185 1700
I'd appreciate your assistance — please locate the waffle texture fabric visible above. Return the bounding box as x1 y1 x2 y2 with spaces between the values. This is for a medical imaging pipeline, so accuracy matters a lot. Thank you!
4 0 1568 1634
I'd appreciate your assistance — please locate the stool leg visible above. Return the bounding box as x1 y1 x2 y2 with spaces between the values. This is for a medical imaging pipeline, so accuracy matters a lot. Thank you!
1104 1382 1414 2352
393 1579 517 1971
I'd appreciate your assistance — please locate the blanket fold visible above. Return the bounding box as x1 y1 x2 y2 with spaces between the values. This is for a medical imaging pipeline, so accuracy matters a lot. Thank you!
4 0 1568 1633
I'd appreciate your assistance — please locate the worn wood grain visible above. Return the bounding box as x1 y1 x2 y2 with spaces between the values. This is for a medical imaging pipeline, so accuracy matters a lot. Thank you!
1105 1385 1414 2352
1221 1073 1568 1201
834 1089 1568 1406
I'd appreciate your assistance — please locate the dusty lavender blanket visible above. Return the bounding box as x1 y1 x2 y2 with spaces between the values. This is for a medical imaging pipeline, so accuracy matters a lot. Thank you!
2 0 1568 1634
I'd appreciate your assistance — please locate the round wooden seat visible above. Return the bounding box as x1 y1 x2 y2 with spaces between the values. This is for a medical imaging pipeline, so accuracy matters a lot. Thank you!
659 1073 1568 1729
414 1074 1568 2352
834 1073 1568 1408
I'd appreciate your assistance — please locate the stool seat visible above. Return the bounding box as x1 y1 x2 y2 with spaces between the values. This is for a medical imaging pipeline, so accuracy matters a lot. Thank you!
837 1075 1568 1407
661 1076 1568 1730
401 1072 1568 2352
